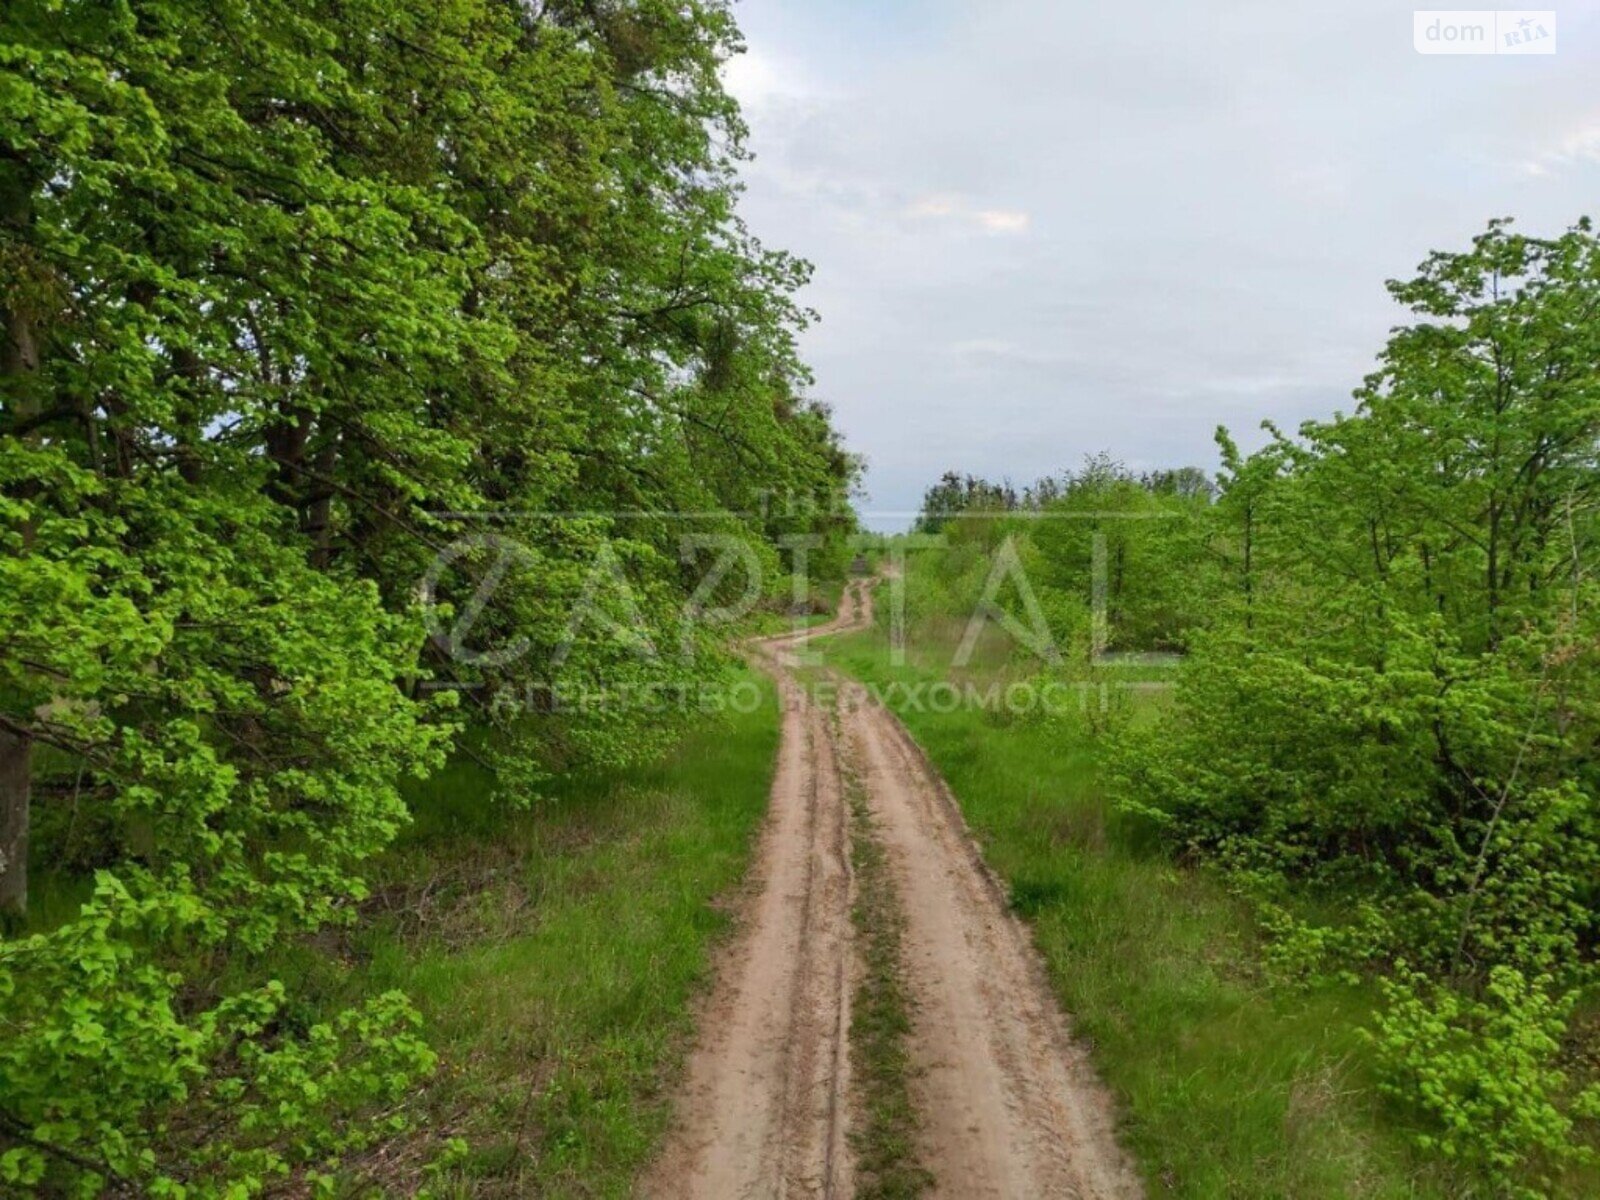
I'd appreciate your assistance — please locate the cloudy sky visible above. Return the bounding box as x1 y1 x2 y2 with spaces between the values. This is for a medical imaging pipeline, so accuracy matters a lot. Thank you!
722 0 1600 528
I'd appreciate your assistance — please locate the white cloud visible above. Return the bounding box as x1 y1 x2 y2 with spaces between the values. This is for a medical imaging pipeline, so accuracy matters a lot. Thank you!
906 194 961 218
946 339 1082 367
1517 116 1600 177
903 194 1031 234
721 45 815 112
947 338 1017 356
975 209 1030 234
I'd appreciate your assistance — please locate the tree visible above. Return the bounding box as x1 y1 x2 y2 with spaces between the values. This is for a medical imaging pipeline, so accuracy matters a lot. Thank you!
1 0 854 1189
1114 218 1600 1184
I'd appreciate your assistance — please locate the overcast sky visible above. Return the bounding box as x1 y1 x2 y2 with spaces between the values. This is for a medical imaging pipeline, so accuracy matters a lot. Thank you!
723 0 1600 529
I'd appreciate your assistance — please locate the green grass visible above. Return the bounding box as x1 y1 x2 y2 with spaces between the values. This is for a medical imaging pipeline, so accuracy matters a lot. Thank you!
835 706 934 1199
262 665 781 1197
743 608 836 637
818 620 1454 1200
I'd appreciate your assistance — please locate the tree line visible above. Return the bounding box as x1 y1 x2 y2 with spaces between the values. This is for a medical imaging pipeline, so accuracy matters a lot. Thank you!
0 1 855 1193
919 219 1600 1192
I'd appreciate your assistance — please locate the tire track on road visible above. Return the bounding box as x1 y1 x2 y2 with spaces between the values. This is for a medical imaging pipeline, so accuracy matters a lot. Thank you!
646 578 1142 1199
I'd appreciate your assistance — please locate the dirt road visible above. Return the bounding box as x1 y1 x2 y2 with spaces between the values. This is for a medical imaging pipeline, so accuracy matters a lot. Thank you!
644 581 1142 1199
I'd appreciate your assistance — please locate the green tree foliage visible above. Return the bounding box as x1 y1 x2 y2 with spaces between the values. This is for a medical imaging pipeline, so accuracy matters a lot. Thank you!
1370 965 1600 1193
1029 454 1217 653
1115 219 1600 1187
913 470 1020 533
914 459 1217 659
1 0 854 1191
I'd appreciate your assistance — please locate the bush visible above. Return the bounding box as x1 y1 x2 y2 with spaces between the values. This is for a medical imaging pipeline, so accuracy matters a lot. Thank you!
1367 966 1600 1196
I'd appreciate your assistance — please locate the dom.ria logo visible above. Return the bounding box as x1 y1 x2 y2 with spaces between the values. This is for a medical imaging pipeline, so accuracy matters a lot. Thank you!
1413 10 1556 54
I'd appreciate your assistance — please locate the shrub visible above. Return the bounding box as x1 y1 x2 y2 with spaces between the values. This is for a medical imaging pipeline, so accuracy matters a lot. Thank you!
1367 966 1600 1196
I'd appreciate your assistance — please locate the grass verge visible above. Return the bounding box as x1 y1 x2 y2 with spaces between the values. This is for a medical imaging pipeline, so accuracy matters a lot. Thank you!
834 704 934 1199
819 621 1454 1200
263 665 779 1197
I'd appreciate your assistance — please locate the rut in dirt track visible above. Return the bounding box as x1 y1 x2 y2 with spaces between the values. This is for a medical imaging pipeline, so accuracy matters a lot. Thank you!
643 581 1142 1199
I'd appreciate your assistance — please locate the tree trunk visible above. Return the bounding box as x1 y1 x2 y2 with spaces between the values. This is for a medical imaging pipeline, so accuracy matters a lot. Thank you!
0 730 29 923
2 146 41 922
305 431 341 569
0 301 35 921
1242 504 1254 632
1486 499 1501 648
265 401 313 508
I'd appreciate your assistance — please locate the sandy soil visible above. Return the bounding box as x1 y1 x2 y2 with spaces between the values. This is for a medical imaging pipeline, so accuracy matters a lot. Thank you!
642 580 1142 1199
